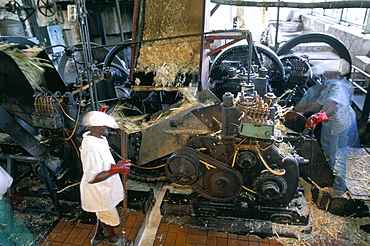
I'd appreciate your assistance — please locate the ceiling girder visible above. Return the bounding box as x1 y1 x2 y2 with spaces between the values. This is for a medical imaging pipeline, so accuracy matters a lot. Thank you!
211 1 370 9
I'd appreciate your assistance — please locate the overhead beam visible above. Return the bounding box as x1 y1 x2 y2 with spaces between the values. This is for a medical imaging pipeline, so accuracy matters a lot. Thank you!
211 1 370 9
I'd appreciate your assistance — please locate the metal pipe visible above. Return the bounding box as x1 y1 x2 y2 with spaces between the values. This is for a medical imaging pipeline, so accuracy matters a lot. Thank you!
244 30 253 85
115 0 125 42
129 0 140 82
351 65 370 138
211 4 221 16
77 0 97 110
120 129 128 239
352 65 370 80
199 0 207 90
91 29 253 51
275 0 280 51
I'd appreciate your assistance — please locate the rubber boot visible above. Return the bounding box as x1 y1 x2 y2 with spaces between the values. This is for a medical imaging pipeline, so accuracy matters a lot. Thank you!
91 219 107 246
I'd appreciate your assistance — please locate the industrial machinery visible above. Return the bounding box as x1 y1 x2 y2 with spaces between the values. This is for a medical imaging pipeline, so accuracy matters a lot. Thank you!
0 26 367 231
0 37 83 215
162 90 310 225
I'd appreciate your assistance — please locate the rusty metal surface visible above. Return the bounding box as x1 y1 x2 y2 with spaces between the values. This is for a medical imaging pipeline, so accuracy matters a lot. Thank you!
137 104 213 165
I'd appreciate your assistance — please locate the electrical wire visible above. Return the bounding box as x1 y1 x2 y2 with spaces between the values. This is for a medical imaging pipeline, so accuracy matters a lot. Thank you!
254 146 286 176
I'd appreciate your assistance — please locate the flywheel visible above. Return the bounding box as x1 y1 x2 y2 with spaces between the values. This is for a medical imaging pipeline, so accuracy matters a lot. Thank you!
165 148 204 185
203 169 242 200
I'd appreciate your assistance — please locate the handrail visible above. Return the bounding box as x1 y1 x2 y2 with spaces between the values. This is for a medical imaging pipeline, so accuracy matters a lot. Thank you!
352 65 370 80
350 65 370 142
350 65 369 94
351 80 368 94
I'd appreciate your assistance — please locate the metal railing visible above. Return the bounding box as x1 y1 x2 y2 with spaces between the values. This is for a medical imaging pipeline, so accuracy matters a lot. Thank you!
350 65 370 142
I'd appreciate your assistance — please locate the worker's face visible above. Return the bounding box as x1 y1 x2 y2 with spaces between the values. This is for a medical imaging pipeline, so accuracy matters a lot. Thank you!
98 126 110 137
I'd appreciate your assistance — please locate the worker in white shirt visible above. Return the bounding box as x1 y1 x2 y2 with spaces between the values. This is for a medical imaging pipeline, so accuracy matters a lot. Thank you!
80 111 133 246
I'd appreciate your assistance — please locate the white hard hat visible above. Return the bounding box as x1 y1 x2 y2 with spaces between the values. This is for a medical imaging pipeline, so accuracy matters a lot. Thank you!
82 111 119 129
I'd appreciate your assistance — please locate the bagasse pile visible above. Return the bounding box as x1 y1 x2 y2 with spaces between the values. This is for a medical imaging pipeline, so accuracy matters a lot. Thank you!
114 87 201 133
0 42 52 92
275 181 370 246
346 148 370 197
135 0 203 87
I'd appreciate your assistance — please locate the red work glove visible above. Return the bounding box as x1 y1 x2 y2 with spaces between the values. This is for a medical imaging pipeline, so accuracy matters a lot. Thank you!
305 110 329 130
108 159 131 175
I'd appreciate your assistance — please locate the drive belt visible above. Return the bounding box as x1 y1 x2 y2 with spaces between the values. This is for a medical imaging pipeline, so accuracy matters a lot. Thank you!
182 147 243 202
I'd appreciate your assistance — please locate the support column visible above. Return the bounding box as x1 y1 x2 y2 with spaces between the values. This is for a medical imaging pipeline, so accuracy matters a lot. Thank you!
363 10 370 34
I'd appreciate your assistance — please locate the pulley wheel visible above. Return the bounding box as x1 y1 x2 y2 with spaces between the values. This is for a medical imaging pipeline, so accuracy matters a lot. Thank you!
203 169 242 199
236 150 257 169
165 148 203 185
253 172 287 200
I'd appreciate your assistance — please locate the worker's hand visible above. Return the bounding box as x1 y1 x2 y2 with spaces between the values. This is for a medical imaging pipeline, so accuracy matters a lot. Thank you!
117 159 131 174
285 110 307 121
305 110 328 129
108 160 131 175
